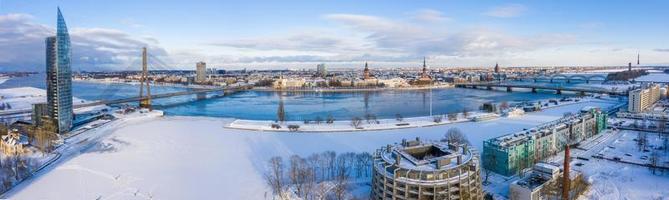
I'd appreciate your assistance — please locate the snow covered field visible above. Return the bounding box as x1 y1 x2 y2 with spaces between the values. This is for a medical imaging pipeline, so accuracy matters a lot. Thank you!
0 99 621 200
573 130 669 200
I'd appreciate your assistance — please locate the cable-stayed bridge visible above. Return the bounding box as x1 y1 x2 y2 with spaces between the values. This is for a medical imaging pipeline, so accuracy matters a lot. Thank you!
0 47 252 117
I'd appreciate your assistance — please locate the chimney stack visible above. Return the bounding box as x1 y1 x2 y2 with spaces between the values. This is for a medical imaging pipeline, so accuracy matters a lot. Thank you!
562 144 571 200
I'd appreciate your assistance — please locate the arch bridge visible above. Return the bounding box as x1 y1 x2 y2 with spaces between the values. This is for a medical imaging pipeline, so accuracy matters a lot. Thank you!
455 82 627 96
515 74 607 83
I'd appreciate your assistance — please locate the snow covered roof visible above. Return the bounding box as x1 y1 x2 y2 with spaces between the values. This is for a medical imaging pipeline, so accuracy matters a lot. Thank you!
2 132 29 146
489 107 603 147
378 139 473 172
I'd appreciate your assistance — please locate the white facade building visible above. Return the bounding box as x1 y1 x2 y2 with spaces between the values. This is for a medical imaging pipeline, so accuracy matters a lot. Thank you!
628 84 661 113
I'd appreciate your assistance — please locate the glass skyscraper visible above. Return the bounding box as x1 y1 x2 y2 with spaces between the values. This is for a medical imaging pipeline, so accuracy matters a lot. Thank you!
46 7 72 134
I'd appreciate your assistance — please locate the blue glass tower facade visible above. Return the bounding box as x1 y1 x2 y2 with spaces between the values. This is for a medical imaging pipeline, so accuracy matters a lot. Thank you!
46 8 72 134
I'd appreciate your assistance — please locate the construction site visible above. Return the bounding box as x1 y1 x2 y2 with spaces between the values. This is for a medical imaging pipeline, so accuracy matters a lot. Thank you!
371 138 483 200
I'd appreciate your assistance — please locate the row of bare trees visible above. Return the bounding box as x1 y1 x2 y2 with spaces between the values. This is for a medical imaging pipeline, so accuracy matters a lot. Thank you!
264 151 373 200
303 115 337 125
0 155 39 194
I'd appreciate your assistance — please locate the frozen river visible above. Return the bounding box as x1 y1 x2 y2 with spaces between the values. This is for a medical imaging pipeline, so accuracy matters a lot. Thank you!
2 73 574 120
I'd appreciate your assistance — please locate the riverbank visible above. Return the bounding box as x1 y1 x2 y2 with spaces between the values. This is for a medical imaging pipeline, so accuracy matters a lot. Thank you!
73 78 220 90
251 84 453 93
226 98 620 132
0 77 8 85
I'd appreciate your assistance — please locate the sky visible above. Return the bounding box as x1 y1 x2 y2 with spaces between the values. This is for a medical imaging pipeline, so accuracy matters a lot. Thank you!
0 0 668 71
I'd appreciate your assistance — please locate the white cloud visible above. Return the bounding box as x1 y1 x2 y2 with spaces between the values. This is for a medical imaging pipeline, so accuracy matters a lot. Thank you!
484 4 527 18
412 9 451 22
199 11 580 68
0 13 168 71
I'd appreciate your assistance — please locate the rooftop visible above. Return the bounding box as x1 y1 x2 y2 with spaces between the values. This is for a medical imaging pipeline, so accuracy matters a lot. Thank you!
488 107 602 147
379 138 473 171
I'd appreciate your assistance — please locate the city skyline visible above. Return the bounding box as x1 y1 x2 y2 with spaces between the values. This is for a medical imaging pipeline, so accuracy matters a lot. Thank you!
1 0 668 71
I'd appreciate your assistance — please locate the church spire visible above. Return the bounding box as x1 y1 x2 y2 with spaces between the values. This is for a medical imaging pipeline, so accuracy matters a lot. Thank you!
363 62 371 80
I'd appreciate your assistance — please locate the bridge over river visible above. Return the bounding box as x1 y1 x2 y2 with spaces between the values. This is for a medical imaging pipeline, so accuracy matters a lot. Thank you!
455 82 628 96
0 85 252 117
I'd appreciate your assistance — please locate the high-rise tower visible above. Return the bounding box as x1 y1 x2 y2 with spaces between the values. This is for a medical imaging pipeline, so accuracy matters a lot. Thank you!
46 7 73 134
196 62 207 83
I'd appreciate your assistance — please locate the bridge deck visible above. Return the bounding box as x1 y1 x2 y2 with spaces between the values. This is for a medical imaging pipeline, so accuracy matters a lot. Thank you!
455 83 627 96
0 85 251 117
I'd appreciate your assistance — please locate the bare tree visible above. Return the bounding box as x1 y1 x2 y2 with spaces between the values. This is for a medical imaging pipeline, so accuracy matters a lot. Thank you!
563 112 573 117
637 131 647 151
462 108 470 118
650 151 659 175
483 153 497 184
662 137 669 155
364 113 374 124
289 155 306 197
395 114 403 122
333 158 350 200
265 156 285 197
306 154 321 181
447 113 458 121
443 127 469 145
658 119 667 138
351 117 362 129
499 101 510 111
322 151 337 180
315 116 323 125
433 115 443 123
326 114 335 124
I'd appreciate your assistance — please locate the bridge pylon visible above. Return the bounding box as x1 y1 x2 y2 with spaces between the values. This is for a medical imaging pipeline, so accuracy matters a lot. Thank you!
139 47 152 110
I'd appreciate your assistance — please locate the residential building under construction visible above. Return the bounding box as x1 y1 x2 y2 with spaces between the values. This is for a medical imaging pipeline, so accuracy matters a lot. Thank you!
371 138 483 200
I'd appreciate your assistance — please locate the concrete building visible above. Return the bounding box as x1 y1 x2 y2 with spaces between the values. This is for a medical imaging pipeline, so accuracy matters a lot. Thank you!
628 84 661 113
316 63 327 77
371 138 483 200
510 163 584 200
46 8 73 134
483 108 607 176
273 77 306 89
196 62 207 83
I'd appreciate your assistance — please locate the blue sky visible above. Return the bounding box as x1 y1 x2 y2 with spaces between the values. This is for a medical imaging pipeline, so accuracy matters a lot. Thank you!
0 0 668 71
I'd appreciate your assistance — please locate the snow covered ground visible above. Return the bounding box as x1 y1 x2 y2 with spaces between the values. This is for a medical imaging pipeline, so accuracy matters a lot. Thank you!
637 73 669 82
0 87 108 115
0 77 8 85
228 98 617 132
1 99 621 200
572 130 669 200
